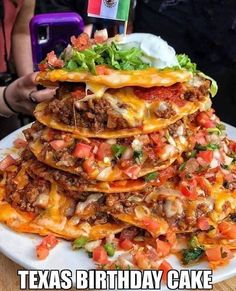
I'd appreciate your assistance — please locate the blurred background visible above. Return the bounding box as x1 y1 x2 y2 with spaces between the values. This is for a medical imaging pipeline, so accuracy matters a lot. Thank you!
0 0 236 139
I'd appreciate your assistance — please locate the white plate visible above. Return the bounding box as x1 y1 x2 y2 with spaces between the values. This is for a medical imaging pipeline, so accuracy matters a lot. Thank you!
0 123 236 290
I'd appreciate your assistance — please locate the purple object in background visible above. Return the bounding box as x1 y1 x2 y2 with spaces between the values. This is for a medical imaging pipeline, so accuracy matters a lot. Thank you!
30 12 84 71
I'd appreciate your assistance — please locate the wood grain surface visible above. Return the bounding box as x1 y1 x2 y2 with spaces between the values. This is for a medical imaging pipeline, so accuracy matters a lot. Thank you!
1 253 236 291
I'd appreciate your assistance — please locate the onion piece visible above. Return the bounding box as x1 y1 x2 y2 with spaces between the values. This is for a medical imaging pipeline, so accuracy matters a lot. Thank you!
34 193 49 209
96 167 113 181
134 205 150 219
84 240 102 252
121 147 133 160
75 194 103 215
145 187 182 203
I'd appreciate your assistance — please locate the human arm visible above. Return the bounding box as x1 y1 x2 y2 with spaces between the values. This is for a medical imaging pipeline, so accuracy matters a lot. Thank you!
12 0 35 76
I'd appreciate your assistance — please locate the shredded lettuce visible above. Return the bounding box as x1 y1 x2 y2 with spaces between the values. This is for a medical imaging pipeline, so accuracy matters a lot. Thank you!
177 54 218 97
198 72 218 97
177 54 197 73
63 42 150 74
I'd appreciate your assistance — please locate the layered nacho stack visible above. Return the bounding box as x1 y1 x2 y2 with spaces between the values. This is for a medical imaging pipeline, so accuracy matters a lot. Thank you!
0 32 236 270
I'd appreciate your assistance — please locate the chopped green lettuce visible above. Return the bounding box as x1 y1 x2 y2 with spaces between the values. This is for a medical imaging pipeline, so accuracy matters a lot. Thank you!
63 42 150 74
177 54 197 73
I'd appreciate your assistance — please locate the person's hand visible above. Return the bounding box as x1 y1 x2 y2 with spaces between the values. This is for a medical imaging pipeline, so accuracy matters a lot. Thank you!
0 72 56 116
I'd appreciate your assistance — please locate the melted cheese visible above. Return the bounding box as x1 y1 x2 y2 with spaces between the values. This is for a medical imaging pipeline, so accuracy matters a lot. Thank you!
105 88 146 127
86 82 107 98
36 68 192 88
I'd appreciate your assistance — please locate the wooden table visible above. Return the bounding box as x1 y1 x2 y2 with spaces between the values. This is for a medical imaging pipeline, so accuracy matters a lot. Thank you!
1 252 235 291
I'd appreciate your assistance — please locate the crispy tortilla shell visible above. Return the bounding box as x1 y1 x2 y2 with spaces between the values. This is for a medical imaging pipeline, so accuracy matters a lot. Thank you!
36 68 192 88
35 96 211 139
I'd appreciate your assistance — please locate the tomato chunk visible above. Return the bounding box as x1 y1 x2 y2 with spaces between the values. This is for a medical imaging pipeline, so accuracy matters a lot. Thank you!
206 246 232 262
0 155 16 171
92 246 109 264
142 218 159 232
50 140 67 151
96 143 112 160
96 65 111 75
218 221 236 239
159 260 173 282
197 217 210 231
71 33 91 51
13 138 27 149
197 150 213 163
156 239 171 257
166 230 177 246
196 112 215 128
36 235 58 260
180 180 197 200
40 234 58 249
47 51 64 68
73 143 92 158
36 245 49 260
119 239 133 250
123 165 141 179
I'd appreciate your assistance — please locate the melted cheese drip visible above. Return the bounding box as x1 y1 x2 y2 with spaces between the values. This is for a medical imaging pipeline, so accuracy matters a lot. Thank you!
105 88 146 127
36 68 192 88
85 82 107 98
209 174 236 222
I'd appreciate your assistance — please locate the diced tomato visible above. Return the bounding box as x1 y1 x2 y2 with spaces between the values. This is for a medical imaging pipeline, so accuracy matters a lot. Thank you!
206 246 221 262
36 245 49 260
0 155 16 171
71 86 86 99
180 180 197 200
159 260 173 282
119 239 134 250
218 221 236 239
120 159 133 169
196 112 215 128
73 143 92 158
38 62 48 71
96 65 112 75
71 33 91 51
123 165 141 179
150 133 162 145
83 156 99 177
92 246 109 265
197 150 213 163
94 29 108 44
13 138 28 149
157 166 176 186
229 141 236 153
47 51 64 68
96 142 112 161
36 235 58 260
142 218 159 233
166 230 177 246
197 217 210 231
196 176 211 194
206 246 232 262
156 239 171 257
40 234 58 249
50 140 67 151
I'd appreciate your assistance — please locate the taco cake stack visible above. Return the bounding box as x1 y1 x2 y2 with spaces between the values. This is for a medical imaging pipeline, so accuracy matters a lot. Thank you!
0 31 236 270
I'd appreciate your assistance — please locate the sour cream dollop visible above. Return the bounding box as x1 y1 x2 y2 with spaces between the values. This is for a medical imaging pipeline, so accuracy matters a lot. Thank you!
116 33 179 69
